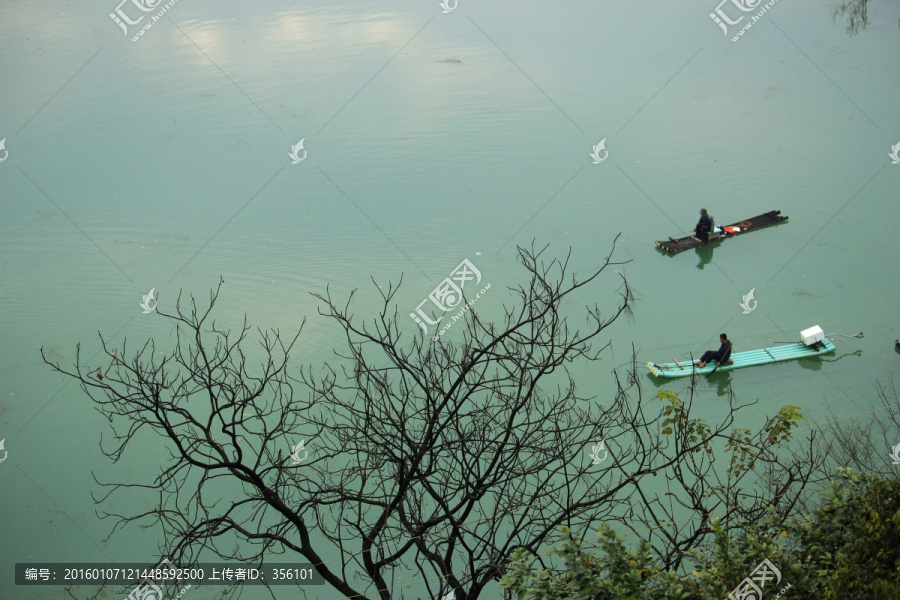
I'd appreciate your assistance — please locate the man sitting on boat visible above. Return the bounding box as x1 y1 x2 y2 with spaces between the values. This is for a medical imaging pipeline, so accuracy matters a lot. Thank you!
694 208 713 242
694 208 713 243
695 334 732 368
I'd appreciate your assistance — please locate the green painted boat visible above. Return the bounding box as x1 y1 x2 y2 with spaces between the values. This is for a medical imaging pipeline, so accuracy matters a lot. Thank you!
647 338 836 378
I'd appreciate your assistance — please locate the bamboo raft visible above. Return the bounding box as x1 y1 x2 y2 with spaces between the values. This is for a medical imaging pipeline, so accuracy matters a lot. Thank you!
647 338 836 378
655 210 788 254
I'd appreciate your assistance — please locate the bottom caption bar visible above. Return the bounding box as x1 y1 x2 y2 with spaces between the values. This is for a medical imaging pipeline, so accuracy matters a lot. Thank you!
16 562 325 586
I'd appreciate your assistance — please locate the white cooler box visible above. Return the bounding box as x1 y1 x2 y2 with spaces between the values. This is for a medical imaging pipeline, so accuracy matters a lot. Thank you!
800 325 825 346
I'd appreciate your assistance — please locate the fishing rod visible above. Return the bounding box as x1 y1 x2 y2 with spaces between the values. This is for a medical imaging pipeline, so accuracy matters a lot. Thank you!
771 332 863 344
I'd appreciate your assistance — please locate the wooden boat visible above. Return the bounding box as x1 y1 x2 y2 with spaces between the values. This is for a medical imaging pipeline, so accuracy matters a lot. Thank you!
647 338 836 378
655 210 788 254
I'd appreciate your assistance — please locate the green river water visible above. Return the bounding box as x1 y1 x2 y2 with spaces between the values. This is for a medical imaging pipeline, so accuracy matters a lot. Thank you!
1 1 899 598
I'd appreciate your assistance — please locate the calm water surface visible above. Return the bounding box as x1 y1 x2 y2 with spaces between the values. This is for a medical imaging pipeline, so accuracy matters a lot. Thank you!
2 1 899 598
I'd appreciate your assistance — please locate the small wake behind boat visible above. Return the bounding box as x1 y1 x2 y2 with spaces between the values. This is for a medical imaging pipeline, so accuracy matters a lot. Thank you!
647 326 841 378
655 210 788 254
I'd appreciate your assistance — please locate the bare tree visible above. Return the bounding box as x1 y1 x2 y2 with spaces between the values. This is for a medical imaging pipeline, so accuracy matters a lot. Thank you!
812 376 900 478
576 361 822 572
44 239 819 600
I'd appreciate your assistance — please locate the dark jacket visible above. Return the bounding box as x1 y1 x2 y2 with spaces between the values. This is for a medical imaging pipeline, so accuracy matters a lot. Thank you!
718 340 733 363
696 214 712 236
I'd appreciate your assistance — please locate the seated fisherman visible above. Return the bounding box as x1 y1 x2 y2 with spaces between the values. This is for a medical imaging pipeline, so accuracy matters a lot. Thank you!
694 208 712 242
695 334 732 368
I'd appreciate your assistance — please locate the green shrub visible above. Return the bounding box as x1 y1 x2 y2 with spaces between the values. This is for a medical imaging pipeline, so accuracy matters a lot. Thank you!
500 470 900 600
